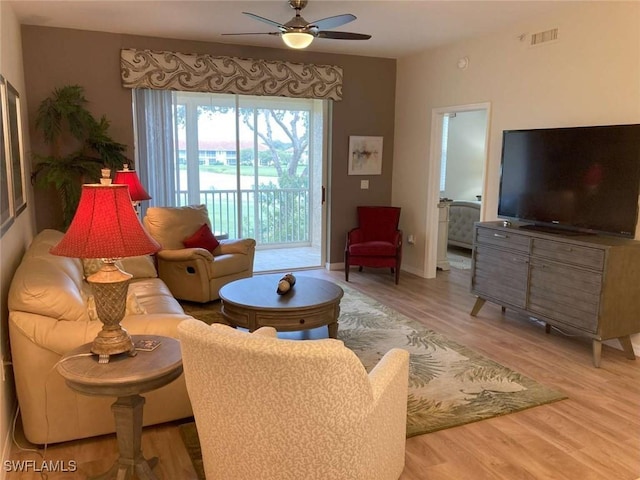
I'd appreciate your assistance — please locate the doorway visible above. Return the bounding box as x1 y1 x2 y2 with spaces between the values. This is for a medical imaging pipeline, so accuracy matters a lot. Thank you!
425 103 491 278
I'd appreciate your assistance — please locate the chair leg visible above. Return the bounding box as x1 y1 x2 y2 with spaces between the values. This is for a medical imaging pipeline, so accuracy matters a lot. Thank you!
395 266 400 285
358 266 363 272
344 252 349 282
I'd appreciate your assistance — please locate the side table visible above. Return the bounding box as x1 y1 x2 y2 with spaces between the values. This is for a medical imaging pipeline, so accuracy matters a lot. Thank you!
56 335 183 480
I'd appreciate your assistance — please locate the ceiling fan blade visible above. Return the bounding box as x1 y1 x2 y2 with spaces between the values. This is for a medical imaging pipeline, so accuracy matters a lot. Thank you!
317 31 372 40
222 32 281 36
308 14 356 31
242 12 287 30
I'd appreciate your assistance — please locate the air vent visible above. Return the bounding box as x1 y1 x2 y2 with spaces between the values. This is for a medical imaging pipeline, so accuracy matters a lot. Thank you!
530 28 559 47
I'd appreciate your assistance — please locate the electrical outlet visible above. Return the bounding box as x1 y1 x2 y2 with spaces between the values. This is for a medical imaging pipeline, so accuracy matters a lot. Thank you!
407 234 415 244
360 180 369 189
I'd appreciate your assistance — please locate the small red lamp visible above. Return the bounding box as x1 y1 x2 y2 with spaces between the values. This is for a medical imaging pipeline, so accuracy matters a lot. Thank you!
113 164 151 215
50 183 160 363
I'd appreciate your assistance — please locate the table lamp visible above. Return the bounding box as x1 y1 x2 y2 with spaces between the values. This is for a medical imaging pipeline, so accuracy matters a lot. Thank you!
51 183 160 363
113 164 151 216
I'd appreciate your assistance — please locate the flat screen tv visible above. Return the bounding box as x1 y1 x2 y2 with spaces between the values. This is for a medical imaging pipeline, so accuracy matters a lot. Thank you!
498 124 640 238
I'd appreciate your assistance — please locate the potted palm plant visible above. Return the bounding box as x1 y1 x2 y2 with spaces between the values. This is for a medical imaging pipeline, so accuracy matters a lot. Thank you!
31 85 129 228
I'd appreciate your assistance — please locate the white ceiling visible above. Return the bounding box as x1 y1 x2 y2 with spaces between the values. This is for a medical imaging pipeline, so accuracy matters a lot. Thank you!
9 0 577 59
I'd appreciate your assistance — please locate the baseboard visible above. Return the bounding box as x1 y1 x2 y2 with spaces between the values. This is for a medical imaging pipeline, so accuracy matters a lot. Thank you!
328 263 427 280
401 265 425 277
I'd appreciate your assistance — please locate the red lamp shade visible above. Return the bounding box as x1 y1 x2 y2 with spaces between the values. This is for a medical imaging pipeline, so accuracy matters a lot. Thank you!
51 184 160 259
113 168 151 202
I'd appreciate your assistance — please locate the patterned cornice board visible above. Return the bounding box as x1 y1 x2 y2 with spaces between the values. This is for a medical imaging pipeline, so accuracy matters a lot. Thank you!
120 48 343 101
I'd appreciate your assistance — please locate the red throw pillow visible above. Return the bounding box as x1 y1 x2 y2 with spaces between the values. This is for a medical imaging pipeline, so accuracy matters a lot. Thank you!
183 224 220 253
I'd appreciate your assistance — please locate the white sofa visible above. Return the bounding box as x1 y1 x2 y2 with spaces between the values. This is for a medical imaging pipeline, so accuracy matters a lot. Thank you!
8 229 194 444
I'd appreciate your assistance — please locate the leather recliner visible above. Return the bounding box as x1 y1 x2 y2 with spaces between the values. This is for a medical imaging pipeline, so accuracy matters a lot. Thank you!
143 205 256 303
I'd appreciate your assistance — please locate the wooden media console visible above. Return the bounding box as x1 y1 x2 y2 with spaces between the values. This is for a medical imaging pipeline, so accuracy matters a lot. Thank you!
470 221 640 367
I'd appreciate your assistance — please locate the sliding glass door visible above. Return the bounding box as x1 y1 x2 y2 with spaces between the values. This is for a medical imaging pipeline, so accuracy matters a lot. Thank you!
173 91 326 271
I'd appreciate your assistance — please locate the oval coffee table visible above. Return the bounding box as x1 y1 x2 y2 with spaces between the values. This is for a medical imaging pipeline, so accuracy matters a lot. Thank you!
219 274 344 338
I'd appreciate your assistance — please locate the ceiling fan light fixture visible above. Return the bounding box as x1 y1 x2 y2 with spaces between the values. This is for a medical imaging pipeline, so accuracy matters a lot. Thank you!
282 31 314 49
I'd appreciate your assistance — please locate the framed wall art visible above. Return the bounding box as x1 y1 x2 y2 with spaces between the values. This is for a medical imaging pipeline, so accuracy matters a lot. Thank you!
0 76 13 237
348 135 383 175
5 80 26 216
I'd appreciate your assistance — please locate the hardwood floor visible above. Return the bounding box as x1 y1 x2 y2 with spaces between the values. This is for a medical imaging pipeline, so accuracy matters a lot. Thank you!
8 267 640 479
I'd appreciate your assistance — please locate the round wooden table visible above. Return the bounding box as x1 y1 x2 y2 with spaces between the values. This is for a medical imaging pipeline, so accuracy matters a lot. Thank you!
219 274 344 338
56 335 183 480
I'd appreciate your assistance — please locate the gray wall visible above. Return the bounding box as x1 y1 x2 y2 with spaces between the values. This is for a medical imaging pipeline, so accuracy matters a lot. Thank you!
21 25 396 264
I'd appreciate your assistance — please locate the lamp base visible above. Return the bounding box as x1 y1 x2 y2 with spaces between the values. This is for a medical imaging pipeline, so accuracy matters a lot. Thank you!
88 262 137 364
92 327 137 364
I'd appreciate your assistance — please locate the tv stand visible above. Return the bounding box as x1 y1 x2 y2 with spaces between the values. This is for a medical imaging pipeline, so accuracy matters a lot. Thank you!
470 221 640 367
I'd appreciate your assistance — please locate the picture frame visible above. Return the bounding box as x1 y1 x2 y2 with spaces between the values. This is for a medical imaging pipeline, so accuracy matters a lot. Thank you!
0 76 13 237
348 135 383 175
5 80 26 217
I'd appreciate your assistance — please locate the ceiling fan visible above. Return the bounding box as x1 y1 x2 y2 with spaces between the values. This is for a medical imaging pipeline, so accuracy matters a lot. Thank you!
222 0 371 50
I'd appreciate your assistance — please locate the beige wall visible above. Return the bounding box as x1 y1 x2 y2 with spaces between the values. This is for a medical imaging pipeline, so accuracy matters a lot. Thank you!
0 2 35 471
393 1 640 278
21 26 397 266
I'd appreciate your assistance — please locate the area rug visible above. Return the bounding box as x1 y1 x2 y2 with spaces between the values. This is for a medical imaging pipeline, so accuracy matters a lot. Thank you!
179 282 565 438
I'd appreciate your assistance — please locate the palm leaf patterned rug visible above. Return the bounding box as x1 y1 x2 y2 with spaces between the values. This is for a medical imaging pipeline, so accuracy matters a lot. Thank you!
180 281 566 438
335 283 566 436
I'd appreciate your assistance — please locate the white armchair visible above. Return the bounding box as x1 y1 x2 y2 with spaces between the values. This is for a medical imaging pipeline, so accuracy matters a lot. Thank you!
177 320 409 480
143 205 255 303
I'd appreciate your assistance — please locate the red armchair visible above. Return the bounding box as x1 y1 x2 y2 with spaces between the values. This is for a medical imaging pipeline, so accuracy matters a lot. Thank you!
345 206 403 284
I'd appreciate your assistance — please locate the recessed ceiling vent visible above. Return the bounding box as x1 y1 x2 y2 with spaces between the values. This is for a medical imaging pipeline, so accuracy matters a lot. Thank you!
530 28 559 47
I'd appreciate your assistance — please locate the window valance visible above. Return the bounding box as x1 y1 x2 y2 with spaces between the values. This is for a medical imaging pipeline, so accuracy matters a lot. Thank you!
120 48 343 101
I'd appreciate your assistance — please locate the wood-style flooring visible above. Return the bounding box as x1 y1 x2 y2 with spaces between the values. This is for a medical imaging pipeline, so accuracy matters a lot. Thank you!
8 266 640 479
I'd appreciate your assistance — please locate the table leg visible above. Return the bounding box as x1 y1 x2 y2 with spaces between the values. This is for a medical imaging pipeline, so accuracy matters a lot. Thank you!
328 322 338 339
470 297 485 316
618 335 637 360
592 340 602 369
91 395 158 480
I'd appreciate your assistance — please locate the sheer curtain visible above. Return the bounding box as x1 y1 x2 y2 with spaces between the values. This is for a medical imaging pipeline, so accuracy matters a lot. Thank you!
133 88 176 215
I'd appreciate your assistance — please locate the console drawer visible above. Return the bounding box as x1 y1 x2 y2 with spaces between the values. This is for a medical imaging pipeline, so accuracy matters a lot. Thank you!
528 259 601 333
254 309 337 330
531 238 604 271
475 227 530 253
472 245 529 308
